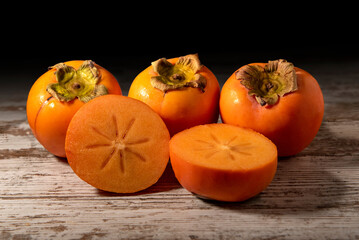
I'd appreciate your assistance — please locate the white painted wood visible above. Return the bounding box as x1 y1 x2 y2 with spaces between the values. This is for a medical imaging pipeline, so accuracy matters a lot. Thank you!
1 62 359 239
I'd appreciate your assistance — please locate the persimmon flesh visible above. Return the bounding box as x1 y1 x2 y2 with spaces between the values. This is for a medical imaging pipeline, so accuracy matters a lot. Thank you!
220 59 324 156
26 60 122 157
65 95 170 193
170 124 278 202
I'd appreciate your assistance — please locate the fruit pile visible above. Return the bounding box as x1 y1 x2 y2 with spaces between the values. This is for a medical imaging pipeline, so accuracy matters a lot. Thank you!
26 54 324 202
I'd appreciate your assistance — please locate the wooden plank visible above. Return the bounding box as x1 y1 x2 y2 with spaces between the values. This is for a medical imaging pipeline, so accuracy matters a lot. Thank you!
1 146 358 239
1 61 359 239
1 194 358 239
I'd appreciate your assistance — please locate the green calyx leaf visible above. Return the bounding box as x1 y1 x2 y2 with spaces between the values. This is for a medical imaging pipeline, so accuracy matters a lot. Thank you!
235 59 298 106
150 54 207 93
46 60 108 103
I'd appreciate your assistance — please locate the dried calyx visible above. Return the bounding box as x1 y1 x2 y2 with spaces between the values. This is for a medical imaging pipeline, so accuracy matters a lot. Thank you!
46 60 108 103
150 54 207 93
235 59 298 106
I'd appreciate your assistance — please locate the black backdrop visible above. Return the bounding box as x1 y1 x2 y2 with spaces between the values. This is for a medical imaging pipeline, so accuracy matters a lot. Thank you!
1 4 358 88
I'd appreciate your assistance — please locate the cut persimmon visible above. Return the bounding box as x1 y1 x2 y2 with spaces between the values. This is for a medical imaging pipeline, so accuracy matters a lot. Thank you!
170 124 277 202
65 95 170 193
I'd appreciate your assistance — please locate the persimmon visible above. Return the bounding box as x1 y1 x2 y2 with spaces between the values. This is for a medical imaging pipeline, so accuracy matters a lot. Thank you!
220 59 324 156
26 60 122 157
170 124 277 202
65 95 170 193
128 54 220 136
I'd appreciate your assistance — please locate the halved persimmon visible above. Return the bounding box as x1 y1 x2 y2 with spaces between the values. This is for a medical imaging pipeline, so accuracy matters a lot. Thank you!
170 124 277 202
220 59 324 156
65 95 170 193
26 60 122 157
128 54 220 136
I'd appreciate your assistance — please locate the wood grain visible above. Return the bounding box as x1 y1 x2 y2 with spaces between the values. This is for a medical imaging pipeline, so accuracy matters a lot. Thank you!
1 61 359 239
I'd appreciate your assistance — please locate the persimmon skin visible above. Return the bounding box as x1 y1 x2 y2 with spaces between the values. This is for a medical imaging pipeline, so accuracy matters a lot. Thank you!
170 124 277 202
220 63 324 156
171 157 277 202
128 58 220 136
26 60 122 157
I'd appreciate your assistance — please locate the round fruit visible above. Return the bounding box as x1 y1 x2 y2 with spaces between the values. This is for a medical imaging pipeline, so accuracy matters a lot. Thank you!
170 123 277 202
220 59 324 156
26 60 122 157
128 54 220 136
65 95 170 193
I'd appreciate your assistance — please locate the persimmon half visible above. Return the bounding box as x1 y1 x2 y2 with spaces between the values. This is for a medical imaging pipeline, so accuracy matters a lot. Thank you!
26 60 122 157
220 59 324 156
170 124 277 202
128 54 220 136
65 95 170 193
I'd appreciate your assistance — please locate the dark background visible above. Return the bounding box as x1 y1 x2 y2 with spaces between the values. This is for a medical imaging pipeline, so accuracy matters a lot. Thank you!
1 4 358 94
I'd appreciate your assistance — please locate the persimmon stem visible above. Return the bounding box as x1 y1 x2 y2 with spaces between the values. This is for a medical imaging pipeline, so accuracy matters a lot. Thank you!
236 59 298 106
150 54 207 93
46 60 108 103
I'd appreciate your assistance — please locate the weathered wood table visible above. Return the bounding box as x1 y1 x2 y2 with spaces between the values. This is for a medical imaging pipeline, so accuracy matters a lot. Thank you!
1 57 358 239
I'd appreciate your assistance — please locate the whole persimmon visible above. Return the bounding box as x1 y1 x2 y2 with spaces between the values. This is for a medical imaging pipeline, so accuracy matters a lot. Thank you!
27 60 122 157
128 54 220 136
220 59 324 156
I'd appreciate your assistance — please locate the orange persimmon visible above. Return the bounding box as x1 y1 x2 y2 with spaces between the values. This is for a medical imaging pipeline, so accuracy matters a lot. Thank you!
26 60 122 157
170 124 277 202
220 59 324 156
128 54 220 136
65 95 170 193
